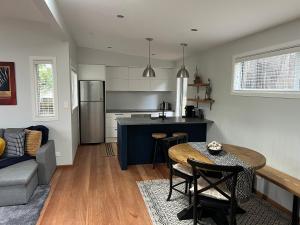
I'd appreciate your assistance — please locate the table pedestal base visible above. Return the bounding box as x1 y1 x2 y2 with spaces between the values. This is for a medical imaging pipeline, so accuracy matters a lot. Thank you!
177 205 246 224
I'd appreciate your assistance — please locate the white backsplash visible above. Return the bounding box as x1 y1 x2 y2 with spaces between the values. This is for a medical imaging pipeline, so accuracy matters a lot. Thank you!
106 92 176 110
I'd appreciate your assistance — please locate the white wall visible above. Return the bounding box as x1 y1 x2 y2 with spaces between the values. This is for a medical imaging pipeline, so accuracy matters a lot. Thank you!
0 19 74 165
181 19 300 212
78 47 175 68
69 40 79 162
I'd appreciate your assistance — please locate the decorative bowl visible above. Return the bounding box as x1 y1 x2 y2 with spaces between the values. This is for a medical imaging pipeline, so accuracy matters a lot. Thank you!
207 147 223 155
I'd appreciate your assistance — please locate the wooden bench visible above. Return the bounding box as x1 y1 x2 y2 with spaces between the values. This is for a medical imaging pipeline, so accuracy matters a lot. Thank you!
256 165 300 225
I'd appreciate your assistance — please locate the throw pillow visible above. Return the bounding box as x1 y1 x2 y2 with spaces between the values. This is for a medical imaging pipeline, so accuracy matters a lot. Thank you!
26 125 49 145
4 130 26 157
0 138 5 157
25 129 42 156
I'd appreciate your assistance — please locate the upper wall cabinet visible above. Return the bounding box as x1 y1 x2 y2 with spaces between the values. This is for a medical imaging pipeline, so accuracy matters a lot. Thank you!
106 66 129 79
106 66 176 92
106 66 129 91
78 64 106 81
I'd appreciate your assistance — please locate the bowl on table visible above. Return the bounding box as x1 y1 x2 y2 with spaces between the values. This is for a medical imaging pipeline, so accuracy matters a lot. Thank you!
207 141 223 155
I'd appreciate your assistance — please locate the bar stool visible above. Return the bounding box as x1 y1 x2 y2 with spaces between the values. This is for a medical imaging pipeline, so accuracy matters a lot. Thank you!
152 133 167 169
172 132 188 143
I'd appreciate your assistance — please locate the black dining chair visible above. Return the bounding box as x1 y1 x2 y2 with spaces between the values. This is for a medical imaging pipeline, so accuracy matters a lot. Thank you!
160 134 193 203
187 158 244 225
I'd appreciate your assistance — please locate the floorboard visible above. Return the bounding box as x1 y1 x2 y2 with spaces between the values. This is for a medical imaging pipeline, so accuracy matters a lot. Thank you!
37 144 169 225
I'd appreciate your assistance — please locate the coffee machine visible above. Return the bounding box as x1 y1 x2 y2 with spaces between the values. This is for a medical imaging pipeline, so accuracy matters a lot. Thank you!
185 105 204 119
185 105 195 118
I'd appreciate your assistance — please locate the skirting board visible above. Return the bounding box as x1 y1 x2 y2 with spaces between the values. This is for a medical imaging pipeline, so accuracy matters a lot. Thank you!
255 190 300 224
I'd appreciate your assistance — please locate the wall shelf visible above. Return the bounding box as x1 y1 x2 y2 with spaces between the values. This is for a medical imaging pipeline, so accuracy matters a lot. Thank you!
188 79 214 110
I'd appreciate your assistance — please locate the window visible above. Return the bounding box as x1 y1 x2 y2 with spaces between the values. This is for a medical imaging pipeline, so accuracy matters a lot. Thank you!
31 57 58 121
71 70 78 110
233 45 300 97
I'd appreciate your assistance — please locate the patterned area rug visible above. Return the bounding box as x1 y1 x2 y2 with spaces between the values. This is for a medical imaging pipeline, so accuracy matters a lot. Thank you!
137 179 291 225
0 186 50 225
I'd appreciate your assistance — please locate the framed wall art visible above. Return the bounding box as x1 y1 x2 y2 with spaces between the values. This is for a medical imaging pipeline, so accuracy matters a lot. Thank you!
0 62 17 105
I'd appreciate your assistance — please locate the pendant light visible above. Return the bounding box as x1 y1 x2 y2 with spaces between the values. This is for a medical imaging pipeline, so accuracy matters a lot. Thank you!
143 38 155 77
177 43 189 78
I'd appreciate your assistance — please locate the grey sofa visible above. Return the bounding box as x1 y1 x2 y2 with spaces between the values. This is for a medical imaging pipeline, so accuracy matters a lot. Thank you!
0 138 56 206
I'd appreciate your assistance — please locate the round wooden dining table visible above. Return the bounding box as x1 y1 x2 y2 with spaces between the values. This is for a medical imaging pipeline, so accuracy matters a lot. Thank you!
168 143 266 221
169 143 266 170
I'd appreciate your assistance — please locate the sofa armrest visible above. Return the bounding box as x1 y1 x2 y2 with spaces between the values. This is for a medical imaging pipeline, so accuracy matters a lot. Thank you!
36 140 57 185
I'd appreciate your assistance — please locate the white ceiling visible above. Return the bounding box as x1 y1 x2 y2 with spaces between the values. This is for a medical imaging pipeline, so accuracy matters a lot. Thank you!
0 0 48 23
56 0 300 60
2 0 300 61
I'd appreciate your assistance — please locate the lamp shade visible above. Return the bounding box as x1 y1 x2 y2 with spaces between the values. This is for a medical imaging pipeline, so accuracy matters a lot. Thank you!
176 43 189 78
143 38 155 77
143 64 156 77
176 65 189 78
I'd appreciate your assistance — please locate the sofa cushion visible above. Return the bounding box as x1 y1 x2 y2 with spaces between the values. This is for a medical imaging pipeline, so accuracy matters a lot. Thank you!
0 160 38 186
0 154 34 169
4 130 25 157
25 129 42 156
26 125 49 145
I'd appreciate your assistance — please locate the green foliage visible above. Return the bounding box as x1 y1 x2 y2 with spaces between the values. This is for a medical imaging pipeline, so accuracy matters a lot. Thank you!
37 64 53 92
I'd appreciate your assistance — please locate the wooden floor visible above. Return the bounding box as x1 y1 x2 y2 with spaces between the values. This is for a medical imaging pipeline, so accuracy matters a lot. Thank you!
37 144 169 225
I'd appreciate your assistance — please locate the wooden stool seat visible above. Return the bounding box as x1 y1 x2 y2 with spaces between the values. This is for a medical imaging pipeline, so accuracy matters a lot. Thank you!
152 133 167 139
172 132 188 137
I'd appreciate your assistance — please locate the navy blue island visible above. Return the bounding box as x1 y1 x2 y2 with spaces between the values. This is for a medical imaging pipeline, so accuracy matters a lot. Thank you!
117 117 213 170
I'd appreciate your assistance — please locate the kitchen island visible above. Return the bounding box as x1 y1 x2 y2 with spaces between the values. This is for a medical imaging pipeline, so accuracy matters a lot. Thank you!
117 117 213 170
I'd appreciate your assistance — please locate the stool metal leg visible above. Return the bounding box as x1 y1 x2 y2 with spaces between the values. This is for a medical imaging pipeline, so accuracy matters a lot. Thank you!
152 140 158 169
292 195 299 225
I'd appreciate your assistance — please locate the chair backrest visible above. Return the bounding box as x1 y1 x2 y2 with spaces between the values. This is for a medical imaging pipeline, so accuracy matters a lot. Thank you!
187 158 244 201
160 134 188 165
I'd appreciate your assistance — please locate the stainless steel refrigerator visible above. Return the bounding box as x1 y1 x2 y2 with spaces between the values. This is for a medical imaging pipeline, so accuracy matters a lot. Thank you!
79 81 105 144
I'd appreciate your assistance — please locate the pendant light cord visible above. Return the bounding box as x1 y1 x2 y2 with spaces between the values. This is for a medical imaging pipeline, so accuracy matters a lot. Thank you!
148 40 151 65
182 45 185 65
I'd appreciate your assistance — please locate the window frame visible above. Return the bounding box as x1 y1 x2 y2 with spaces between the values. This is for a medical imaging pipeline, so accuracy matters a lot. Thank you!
30 56 59 121
71 69 78 111
231 41 300 99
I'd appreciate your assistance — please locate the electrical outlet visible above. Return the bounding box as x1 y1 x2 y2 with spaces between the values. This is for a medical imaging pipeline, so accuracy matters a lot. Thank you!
55 151 62 157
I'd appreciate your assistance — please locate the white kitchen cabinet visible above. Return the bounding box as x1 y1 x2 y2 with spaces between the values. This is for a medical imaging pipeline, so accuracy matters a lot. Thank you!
78 64 106 81
106 66 176 92
105 113 131 142
129 79 151 91
129 67 145 79
106 66 129 79
150 68 176 91
150 79 174 91
106 78 129 91
155 68 174 79
106 66 129 91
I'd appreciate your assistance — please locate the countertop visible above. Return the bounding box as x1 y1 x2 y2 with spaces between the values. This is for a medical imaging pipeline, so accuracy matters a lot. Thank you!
117 117 213 126
106 109 174 113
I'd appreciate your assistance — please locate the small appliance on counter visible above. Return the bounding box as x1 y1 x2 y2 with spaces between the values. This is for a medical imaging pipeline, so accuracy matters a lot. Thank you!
184 105 204 119
185 105 195 118
159 101 169 120
160 101 171 111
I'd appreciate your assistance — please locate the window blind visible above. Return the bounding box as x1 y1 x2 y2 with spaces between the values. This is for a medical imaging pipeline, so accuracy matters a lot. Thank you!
34 61 55 117
233 46 300 93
